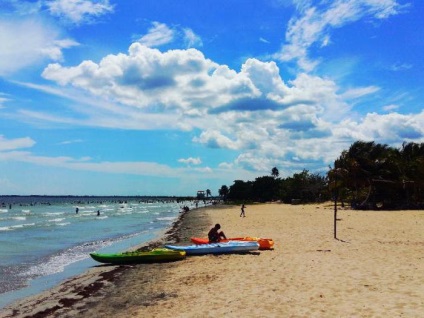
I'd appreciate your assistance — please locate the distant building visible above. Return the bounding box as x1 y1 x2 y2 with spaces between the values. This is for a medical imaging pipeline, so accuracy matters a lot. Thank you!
197 190 205 199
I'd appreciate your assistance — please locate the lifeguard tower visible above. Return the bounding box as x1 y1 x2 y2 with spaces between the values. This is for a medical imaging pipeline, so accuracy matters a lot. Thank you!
196 190 205 199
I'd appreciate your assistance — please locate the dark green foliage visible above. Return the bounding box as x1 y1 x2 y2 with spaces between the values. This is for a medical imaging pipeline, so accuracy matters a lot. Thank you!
331 141 424 209
227 180 253 201
218 185 229 200
219 141 424 209
252 176 279 202
224 170 327 204
279 170 327 203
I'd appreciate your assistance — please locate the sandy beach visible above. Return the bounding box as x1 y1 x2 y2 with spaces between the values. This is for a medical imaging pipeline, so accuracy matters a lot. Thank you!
1 203 423 317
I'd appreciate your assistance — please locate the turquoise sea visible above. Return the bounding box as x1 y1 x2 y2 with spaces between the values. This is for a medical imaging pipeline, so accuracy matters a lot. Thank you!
0 196 198 309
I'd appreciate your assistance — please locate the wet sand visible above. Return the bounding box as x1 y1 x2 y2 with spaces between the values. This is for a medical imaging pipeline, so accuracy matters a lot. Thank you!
1 203 423 317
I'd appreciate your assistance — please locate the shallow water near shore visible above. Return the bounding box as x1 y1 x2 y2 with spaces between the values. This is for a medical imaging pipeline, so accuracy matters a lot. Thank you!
0 196 196 309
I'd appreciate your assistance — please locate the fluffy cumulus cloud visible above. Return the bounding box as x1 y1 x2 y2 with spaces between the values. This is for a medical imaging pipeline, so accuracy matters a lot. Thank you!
2 0 421 193
335 112 424 144
276 0 406 71
6 0 418 176
42 43 350 124
193 130 240 150
38 39 424 172
41 43 261 114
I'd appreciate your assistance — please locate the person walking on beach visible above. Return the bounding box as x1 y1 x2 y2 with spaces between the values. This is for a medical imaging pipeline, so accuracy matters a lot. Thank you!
208 224 227 243
75 207 79 214
240 204 246 217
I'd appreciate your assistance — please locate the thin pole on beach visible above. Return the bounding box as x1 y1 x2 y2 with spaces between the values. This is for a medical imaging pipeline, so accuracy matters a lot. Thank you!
334 186 338 239
329 167 346 240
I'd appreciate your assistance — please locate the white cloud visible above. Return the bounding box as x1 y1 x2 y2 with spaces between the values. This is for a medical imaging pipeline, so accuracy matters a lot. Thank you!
1 0 419 188
25 41 423 175
178 157 202 165
320 34 330 47
193 166 213 173
382 104 399 112
0 135 36 151
235 152 274 172
33 45 334 166
41 43 260 114
218 162 233 169
334 111 424 144
193 130 239 150
0 93 10 109
291 0 313 12
341 86 380 99
57 139 84 145
41 38 80 60
0 18 78 75
389 62 413 71
136 22 203 49
0 149 179 177
2 0 42 15
183 28 203 48
360 112 424 143
46 0 114 25
276 0 406 71
138 22 175 47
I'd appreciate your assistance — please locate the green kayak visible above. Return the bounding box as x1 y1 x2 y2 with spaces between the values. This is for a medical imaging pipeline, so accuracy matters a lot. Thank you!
90 248 186 264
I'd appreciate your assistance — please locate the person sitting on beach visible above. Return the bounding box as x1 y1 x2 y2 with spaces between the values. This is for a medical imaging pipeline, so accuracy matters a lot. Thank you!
208 224 227 243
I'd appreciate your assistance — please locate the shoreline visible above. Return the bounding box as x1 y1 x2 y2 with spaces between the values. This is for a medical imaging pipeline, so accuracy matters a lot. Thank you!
2 202 423 317
0 204 217 317
0 197 200 309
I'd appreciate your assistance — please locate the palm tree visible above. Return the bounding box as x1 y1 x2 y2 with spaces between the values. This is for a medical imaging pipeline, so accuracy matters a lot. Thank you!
335 141 393 208
333 140 424 209
218 185 229 200
206 189 211 197
397 142 424 206
271 167 279 178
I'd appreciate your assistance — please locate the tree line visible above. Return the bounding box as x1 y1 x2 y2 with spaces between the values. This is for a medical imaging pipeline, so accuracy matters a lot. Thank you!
330 141 424 210
218 169 327 204
218 141 424 210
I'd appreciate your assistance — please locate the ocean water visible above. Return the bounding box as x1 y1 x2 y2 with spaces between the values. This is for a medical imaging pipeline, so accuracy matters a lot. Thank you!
0 196 197 309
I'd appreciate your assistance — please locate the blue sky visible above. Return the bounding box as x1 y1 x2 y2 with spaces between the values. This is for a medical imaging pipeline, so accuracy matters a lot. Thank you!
0 0 422 196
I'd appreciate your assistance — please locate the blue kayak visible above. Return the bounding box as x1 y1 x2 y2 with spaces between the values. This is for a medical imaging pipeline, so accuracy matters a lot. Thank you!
165 241 260 255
